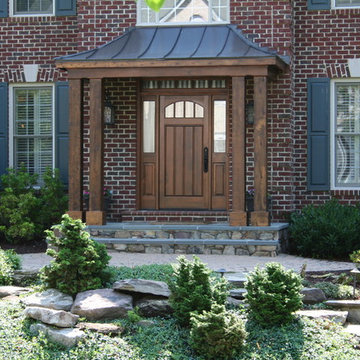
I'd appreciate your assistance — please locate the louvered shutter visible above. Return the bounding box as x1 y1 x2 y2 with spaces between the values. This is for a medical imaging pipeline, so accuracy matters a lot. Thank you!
307 78 330 191
0 83 8 179
55 0 76 16
0 0 8 17
308 0 331 10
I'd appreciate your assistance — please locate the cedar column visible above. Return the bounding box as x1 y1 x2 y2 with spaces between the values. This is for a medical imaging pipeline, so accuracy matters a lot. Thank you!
251 76 270 226
86 78 106 225
229 77 247 226
67 78 84 221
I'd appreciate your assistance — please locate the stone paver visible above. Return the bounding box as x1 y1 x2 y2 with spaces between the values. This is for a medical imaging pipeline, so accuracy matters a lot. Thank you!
20 252 354 273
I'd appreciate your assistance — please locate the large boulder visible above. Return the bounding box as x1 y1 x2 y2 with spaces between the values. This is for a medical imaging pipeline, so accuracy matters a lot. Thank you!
30 323 85 348
301 287 326 304
296 309 348 325
21 289 73 311
135 297 173 317
0 286 31 298
24 306 79 328
71 289 133 321
113 279 171 298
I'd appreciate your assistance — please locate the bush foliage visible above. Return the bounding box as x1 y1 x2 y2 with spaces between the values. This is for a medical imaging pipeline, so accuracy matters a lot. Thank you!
169 256 228 327
0 249 21 285
245 262 303 326
0 167 67 244
190 304 246 360
40 215 110 296
314 281 356 300
289 199 360 259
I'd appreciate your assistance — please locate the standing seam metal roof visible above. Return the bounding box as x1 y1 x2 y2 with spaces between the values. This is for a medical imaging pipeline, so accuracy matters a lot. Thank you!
57 24 288 62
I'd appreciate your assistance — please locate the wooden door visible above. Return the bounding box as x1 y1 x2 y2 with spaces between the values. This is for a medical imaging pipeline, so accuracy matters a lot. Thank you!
159 96 210 209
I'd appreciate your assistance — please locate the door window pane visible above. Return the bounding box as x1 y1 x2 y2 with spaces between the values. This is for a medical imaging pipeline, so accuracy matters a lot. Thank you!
143 101 156 153
214 100 226 153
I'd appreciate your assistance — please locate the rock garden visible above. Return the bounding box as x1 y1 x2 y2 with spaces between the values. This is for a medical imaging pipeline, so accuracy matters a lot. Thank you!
0 215 360 359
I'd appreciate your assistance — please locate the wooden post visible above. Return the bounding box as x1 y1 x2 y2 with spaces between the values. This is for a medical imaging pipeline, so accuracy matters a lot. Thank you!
67 78 84 221
229 77 247 226
86 78 106 225
251 76 270 226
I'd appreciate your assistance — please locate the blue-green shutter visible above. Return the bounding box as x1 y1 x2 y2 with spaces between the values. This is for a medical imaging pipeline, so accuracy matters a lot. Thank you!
55 82 69 186
55 0 76 16
0 83 8 179
0 0 8 17
307 78 330 191
308 0 330 10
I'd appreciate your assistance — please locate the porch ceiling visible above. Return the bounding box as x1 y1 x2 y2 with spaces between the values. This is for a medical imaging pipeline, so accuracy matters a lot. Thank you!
56 25 289 76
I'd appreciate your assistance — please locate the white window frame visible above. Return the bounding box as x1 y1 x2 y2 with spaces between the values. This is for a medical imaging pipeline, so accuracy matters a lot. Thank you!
9 83 55 176
330 78 360 190
331 0 360 9
10 0 55 17
136 0 230 26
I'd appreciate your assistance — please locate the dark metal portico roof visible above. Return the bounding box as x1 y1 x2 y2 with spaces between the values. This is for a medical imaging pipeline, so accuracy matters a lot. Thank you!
57 24 289 63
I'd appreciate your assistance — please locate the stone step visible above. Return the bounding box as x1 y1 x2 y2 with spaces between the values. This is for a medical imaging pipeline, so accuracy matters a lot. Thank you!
296 310 348 325
224 273 248 287
229 288 247 299
325 300 360 324
93 237 279 256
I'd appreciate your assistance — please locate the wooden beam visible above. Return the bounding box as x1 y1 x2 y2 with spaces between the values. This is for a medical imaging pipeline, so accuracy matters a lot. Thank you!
86 78 105 225
67 79 83 221
66 65 269 79
251 76 270 226
57 57 286 70
229 77 247 226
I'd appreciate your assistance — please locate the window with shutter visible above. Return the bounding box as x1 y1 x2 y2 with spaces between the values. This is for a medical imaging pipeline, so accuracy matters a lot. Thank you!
334 82 360 187
10 85 54 182
12 0 54 15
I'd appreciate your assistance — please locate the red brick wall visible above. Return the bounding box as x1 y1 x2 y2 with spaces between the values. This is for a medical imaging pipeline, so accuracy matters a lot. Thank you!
293 2 360 210
2 0 359 221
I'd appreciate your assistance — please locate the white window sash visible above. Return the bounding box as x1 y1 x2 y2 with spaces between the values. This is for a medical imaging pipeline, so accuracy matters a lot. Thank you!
332 0 360 9
9 83 55 179
10 0 55 17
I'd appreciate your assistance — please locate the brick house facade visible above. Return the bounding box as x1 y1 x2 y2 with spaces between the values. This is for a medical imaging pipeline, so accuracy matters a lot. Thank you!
0 0 359 225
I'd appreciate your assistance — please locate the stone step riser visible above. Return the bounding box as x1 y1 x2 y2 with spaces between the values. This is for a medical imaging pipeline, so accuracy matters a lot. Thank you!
93 238 278 256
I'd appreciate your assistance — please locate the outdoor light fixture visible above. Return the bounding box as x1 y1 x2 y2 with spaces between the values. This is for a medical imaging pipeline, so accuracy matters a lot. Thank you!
104 91 115 125
246 101 254 125
350 267 360 298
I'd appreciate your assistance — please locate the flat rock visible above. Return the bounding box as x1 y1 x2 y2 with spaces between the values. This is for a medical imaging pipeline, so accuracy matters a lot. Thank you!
229 288 247 299
113 279 171 298
0 286 31 298
71 289 133 321
296 310 348 325
1 295 21 302
224 273 247 287
135 297 173 317
12 270 39 286
227 297 247 308
301 288 326 304
76 322 123 335
30 322 85 348
25 306 79 328
21 289 73 311
325 300 360 323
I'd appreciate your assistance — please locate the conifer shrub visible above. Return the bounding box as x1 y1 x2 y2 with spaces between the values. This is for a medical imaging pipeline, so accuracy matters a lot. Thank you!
0 249 21 285
190 304 246 360
0 167 67 244
40 214 110 296
289 199 360 259
245 262 303 326
169 256 228 327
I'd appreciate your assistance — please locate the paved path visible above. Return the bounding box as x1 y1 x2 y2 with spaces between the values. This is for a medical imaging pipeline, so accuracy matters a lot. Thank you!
20 252 354 273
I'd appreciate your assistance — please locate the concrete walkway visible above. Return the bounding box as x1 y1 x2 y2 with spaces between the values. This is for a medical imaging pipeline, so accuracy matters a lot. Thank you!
20 252 355 273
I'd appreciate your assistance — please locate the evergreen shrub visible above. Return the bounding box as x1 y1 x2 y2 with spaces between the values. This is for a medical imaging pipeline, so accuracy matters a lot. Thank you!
0 167 67 244
0 249 21 285
169 256 228 327
40 214 110 296
245 262 303 326
289 199 360 259
190 304 246 360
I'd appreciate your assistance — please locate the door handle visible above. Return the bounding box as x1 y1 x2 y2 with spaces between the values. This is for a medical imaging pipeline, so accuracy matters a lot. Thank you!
204 147 209 173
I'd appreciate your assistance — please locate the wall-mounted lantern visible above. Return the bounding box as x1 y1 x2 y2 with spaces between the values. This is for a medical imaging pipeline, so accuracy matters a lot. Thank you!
104 91 115 125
